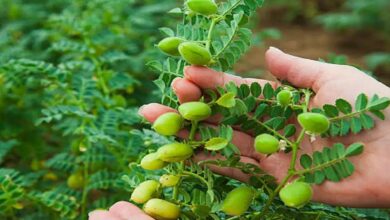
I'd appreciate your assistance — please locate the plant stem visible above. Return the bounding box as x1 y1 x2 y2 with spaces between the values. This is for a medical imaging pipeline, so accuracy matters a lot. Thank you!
258 172 293 218
329 110 365 122
182 171 209 187
80 161 89 219
249 115 294 147
259 90 313 218
189 120 198 141
255 98 303 110
295 157 345 175
206 19 217 51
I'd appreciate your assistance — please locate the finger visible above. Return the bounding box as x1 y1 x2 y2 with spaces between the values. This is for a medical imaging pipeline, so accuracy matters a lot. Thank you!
88 210 120 220
109 201 145 219
184 66 278 90
265 47 347 92
193 153 260 182
138 103 177 122
130 214 155 220
172 77 202 103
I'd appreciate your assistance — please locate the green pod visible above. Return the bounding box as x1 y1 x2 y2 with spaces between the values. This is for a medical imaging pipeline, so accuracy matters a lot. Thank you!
298 112 330 134
158 37 185 56
153 112 184 136
254 134 280 154
178 102 211 121
131 180 160 204
187 0 218 16
67 173 84 189
221 186 254 216
157 142 193 162
277 90 292 106
144 198 180 220
279 182 313 208
141 153 167 170
178 42 211 66
159 174 180 187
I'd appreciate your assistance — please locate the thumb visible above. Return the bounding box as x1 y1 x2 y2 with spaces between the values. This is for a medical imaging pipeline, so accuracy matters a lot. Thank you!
265 47 342 92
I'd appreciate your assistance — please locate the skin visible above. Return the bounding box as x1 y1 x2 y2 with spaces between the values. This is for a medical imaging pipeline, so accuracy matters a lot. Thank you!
89 47 390 219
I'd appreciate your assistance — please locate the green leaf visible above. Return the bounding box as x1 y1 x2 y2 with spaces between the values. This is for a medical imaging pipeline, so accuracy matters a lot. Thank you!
283 124 296 138
350 117 362 133
250 82 261 97
336 99 352 114
216 92 236 108
369 96 390 111
355 94 368 111
263 83 274 99
323 104 339 117
300 154 312 169
369 109 385 120
345 143 364 157
254 103 268 118
360 114 374 129
238 84 250 98
205 137 229 151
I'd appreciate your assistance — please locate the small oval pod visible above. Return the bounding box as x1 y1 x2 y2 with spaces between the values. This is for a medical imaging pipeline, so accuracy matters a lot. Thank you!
141 153 167 170
159 174 180 187
279 181 313 208
277 90 292 106
254 134 279 154
178 102 211 121
178 42 211 66
144 198 180 220
131 180 159 204
221 186 254 216
153 112 184 136
187 0 218 16
298 112 330 134
157 143 193 162
67 173 84 189
158 37 185 56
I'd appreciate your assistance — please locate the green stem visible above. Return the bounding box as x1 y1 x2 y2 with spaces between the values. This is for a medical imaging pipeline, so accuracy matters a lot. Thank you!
80 161 89 219
172 185 179 201
255 98 303 110
206 19 217 51
249 115 294 147
295 157 346 175
221 0 243 17
258 172 294 219
259 90 312 218
329 110 366 122
92 58 110 97
182 171 209 187
189 120 198 141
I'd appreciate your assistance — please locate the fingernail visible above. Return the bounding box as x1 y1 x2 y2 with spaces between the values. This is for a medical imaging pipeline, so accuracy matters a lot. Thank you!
269 46 283 53
138 104 147 116
171 78 181 94
88 210 100 217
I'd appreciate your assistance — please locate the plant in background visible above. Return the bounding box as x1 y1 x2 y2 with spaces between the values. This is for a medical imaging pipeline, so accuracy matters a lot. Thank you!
125 0 390 219
316 0 390 73
0 0 177 219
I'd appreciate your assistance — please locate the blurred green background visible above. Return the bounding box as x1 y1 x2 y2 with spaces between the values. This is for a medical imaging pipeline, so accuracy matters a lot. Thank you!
0 0 389 219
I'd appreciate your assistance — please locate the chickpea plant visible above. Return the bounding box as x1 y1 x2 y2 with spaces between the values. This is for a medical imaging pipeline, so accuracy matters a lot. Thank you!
124 0 390 219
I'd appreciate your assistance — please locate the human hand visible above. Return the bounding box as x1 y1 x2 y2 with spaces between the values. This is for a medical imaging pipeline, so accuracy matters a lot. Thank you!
139 47 390 208
88 201 153 220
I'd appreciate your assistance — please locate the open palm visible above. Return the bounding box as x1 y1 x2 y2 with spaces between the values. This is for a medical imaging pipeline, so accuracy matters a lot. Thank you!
140 47 390 208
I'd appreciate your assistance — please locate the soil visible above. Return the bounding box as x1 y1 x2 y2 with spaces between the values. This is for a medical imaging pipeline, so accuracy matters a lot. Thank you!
235 9 390 86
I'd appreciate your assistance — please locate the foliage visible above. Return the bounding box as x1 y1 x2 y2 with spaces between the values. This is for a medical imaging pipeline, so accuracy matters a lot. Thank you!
0 0 177 219
127 0 390 219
